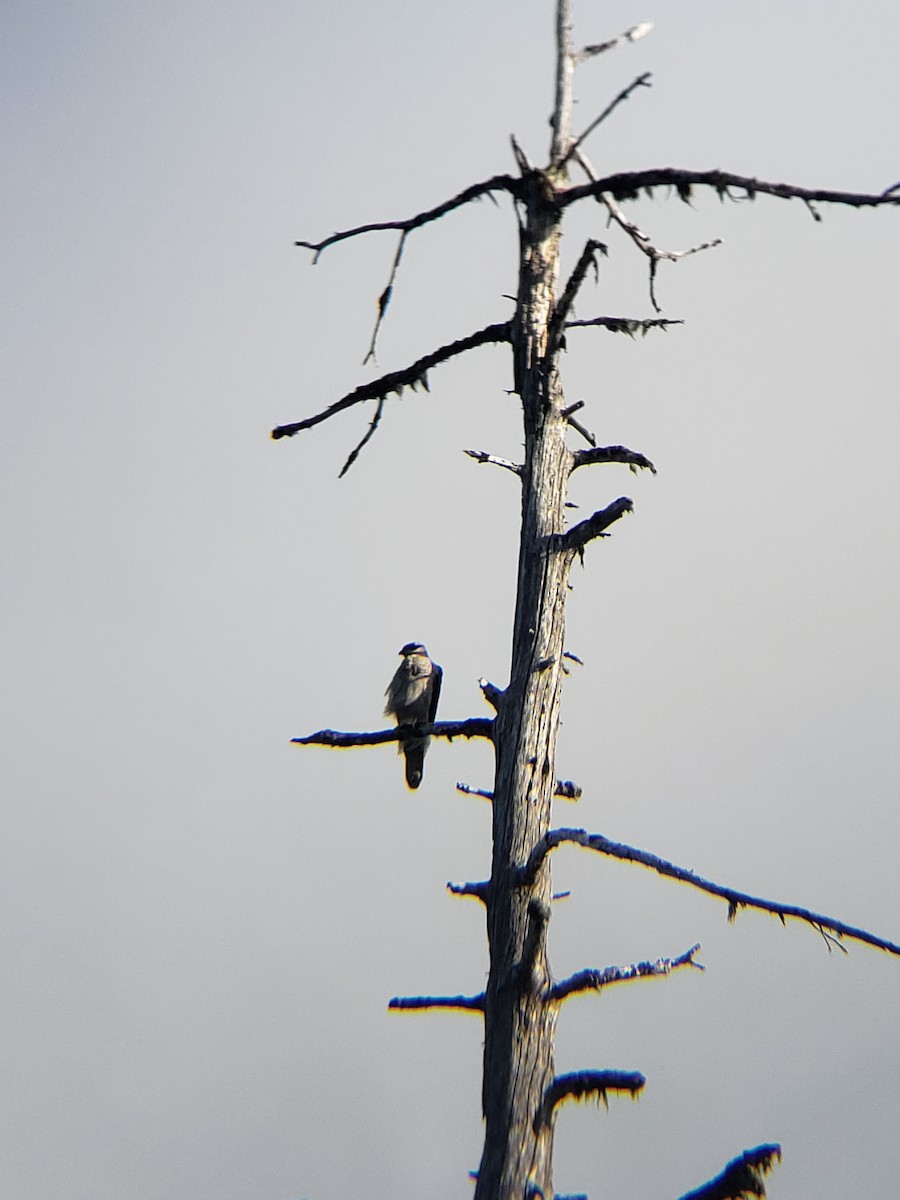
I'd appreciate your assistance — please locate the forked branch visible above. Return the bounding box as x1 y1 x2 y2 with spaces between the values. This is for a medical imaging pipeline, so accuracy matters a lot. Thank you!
518 829 900 956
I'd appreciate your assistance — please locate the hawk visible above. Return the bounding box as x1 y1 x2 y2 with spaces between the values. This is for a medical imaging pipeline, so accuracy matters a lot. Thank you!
384 642 442 789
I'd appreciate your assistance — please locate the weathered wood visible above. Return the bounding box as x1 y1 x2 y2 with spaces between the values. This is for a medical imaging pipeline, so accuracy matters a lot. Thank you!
474 5 577 1184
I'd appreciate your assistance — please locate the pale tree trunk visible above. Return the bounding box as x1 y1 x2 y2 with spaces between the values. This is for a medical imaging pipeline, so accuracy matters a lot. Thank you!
475 9 575 1198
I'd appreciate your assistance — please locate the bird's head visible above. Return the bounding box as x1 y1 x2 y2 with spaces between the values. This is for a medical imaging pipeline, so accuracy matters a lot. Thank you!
399 642 428 657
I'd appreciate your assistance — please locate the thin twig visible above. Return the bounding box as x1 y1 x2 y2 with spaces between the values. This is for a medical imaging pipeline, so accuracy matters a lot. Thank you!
599 189 722 311
338 395 385 478
518 829 900 957
560 73 652 170
363 231 408 365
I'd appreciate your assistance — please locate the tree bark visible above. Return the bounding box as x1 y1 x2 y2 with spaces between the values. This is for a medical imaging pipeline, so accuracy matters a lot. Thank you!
475 152 575 1200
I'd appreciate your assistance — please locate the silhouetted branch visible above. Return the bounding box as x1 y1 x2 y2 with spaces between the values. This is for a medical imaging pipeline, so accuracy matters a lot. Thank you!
561 72 652 169
561 168 900 212
518 829 900 956
363 230 408 365
598 187 723 311
272 322 512 441
535 1070 645 1131
465 449 522 475
295 175 520 261
678 1145 782 1200
565 315 683 335
550 238 608 350
560 497 634 553
550 943 702 1001
389 992 485 1013
338 394 385 478
570 445 656 474
292 718 495 748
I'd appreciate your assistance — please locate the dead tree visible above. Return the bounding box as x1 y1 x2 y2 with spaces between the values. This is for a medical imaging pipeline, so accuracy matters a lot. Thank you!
275 3 900 1197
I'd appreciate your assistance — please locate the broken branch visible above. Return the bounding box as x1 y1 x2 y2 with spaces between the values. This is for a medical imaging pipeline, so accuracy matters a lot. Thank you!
535 1069 645 1131
550 943 702 1001
678 1145 782 1200
570 445 656 474
389 992 485 1013
560 497 634 554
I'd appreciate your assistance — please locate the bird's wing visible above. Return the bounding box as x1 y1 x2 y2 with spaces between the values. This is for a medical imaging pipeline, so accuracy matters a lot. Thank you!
427 663 443 725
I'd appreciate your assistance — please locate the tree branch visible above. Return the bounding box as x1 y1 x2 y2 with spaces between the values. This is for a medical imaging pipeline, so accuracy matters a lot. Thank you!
564 315 683 335
295 176 521 261
291 718 495 748
389 992 485 1013
550 943 702 1001
678 1145 782 1200
549 238 608 351
573 21 653 64
534 1070 645 1131
561 167 900 212
518 828 900 956
598 187 723 312
447 880 489 902
570 445 656 474
560 72 653 171
465 448 522 475
559 497 634 554
271 322 512 441
363 230 408 365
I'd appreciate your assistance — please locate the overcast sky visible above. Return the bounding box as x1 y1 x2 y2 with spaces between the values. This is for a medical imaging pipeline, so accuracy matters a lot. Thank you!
3 2 900 1198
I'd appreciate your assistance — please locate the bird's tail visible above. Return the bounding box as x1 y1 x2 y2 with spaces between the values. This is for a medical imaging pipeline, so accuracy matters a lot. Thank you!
402 735 428 790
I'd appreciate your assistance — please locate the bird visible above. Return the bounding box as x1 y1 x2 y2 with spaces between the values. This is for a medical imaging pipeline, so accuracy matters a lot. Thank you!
384 642 442 789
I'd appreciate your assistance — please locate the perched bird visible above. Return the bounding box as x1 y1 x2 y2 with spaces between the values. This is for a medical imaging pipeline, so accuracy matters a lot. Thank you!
384 642 442 789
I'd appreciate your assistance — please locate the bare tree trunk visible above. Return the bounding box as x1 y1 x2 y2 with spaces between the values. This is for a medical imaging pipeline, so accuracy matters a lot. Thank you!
475 15 574 1189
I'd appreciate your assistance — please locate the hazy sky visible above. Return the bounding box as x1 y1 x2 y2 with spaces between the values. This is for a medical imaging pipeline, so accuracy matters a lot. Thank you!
3 2 900 1198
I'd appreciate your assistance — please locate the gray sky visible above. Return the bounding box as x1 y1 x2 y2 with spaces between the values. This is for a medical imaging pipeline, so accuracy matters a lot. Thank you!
3 1 900 1198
